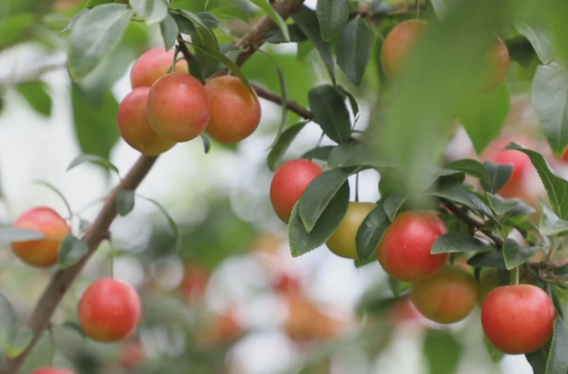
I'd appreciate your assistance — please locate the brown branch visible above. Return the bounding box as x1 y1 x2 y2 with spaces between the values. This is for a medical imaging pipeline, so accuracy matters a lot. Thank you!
2 0 307 372
252 83 313 120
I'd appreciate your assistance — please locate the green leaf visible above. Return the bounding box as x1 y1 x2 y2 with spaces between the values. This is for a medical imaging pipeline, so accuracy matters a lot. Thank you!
302 146 335 161
71 84 120 160
209 6 249 23
160 14 178 50
196 12 219 29
289 183 349 257
67 153 120 175
459 83 511 155
481 161 513 194
316 0 348 41
61 321 86 339
502 238 539 270
299 169 350 233
506 142 568 220
130 0 167 24
423 330 462 374
445 158 490 183
356 202 390 261
431 232 489 254
516 22 554 64
267 122 307 171
200 134 211 154
2 326 33 358
293 6 335 83
116 190 135 216
429 0 454 19
171 13 195 34
137 195 181 252
329 142 390 168
532 63 568 156
308 85 351 144
336 16 373 86
0 227 45 247
34 181 73 218
265 24 307 44
15 80 52 116
190 44 255 98
467 251 506 269
58 235 89 269
61 9 89 33
0 13 35 49
383 194 406 222
67 4 133 81
526 318 568 374
247 0 289 41
433 181 493 217
486 193 519 215
259 50 289 149
483 335 504 363
175 9 218 49
0 293 14 330
540 199 568 236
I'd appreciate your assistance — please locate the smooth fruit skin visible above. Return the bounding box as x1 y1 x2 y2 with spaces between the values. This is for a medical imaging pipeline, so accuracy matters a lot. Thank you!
204 76 261 144
482 285 555 354
11 207 70 267
411 265 478 324
326 202 375 259
78 279 141 343
117 87 175 155
130 48 189 89
270 159 324 223
376 211 449 282
482 38 510 93
30 368 76 374
381 20 428 80
147 73 210 143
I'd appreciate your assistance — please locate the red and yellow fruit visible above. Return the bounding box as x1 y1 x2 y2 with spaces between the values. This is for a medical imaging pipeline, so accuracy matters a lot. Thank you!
326 202 375 259
481 285 555 354
411 265 478 324
270 159 324 223
78 278 141 343
117 87 175 155
11 207 70 267
482 38 510 93
130 48 189 89
204 76 261 144
30 369 76 374
381 20 428 80
376 211 448 282
147 73 210 143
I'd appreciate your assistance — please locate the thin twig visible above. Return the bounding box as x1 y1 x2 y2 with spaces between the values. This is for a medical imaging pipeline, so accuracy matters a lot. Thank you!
252 83 313 120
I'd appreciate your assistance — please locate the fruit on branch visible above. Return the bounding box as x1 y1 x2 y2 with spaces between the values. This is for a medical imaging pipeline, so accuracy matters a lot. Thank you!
204 76 262 144
477 268 537 305
481 285 555 354
482 137 533 199
411 265 478 324
30 368 76 374
11 207 70 267
376 211 448 282
117 87 175 155
326 202 375 259
381 20 508 92
130 48 189 89
78 278 141 343
270 159 324 223
147 73 210 142
381 19 427 80
482 38 509 93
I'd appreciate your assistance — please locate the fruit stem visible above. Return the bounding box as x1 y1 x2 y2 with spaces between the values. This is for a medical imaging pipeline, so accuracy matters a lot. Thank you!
513 267 520 285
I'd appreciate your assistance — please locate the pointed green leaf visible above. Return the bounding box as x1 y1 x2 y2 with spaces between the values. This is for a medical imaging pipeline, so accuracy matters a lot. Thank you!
502 238 539 270
445 158 489 183
200 134 211 154
540 199 568 236
516 22 554 64
336 16 373 86
308 85 351 144
329 143 390 168
431 232 489 254
61 9 89 34
486 193 518 215
137 196 180 252
247 0 289 41
130 0 167 24
15 81 52 116
302 146 335 161
259 50 289 149
356 202 389 261
423 330 462 374
68 4 133 80
467 251 506 268
526 318 568 374
34 181 73 218
532 63 568 156
316 0 349 41
160 14 179 50
383 194 406 222
116 190 135 217
67 153 120 175
267 122 307 171
58 235 89 269
481 161 513 194
289 183 349 257
433 181 493 217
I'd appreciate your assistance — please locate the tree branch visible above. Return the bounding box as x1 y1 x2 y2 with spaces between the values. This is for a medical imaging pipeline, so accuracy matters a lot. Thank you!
2 0 307 372
252 83 313 120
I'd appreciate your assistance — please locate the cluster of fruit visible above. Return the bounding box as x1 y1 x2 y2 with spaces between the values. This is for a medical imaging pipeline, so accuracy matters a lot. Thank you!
269 158 555 355
119 48 261 155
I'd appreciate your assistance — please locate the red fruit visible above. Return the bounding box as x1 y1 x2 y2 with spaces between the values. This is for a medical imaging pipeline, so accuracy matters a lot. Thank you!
482 285 555 354
204 76 262 144
273 273 302 295
78 278 141 343
117 87 175 155
411 265 478 324
11 207 70 267
376 211 448 282
381 20 428 80
147 73 210 143
270 159 324 223
130 48 189 89
120 340 145 369
482 38 510 93
179 264 209 302
30 368 76 374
